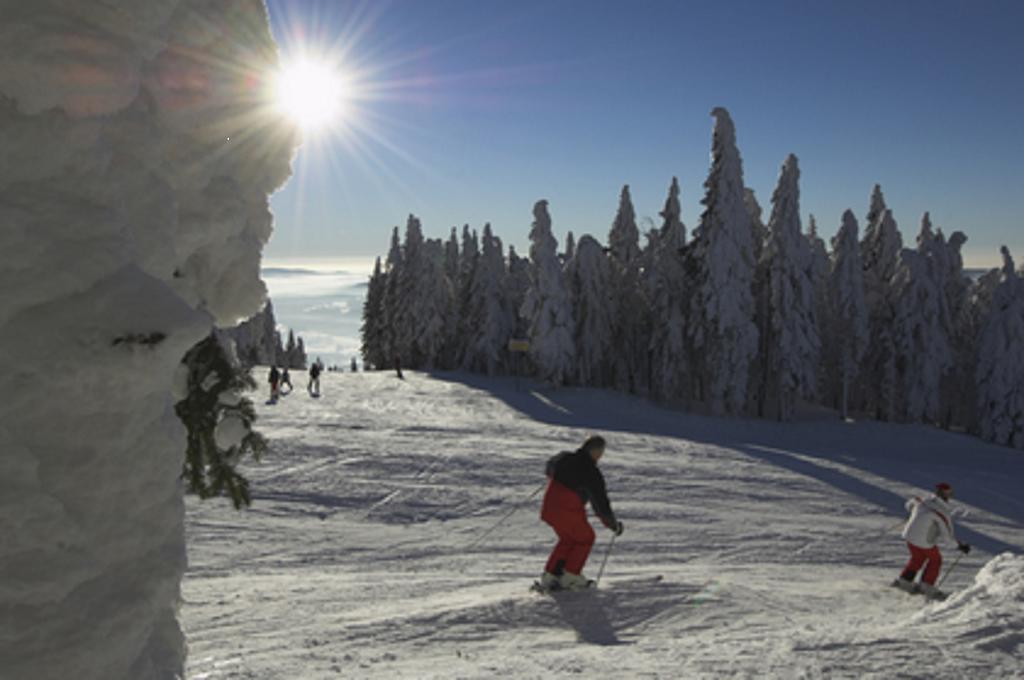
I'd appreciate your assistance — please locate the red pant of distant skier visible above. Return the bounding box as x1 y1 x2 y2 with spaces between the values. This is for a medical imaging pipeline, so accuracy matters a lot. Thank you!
541 479 595 575
901 542 942 585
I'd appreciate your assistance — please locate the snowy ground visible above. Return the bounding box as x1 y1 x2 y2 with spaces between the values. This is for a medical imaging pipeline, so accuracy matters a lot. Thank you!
183 371 1024 679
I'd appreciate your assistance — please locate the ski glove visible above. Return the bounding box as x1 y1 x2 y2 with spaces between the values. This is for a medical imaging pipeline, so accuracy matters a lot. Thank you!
613 520 624 536
958 542 971 554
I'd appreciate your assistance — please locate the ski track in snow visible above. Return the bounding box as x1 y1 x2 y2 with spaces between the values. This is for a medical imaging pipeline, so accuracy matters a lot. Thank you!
183 371 1024 679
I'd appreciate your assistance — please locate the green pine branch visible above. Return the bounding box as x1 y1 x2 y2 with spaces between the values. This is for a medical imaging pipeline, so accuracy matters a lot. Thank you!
176 333 266 509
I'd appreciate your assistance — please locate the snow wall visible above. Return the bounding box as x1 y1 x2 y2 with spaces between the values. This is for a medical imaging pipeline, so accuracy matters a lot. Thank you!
0 2 295 678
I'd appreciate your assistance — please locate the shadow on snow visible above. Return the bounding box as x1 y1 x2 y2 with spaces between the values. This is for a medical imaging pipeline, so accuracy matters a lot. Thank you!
427 370 1024 556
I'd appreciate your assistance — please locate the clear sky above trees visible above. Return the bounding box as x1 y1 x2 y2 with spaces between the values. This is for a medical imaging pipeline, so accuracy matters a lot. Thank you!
265 0 1024 267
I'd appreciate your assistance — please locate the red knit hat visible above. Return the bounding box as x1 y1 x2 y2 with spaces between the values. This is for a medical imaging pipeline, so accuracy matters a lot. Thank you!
936 482 953 493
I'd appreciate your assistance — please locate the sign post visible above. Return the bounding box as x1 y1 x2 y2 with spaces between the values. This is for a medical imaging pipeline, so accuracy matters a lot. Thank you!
507 339 530 391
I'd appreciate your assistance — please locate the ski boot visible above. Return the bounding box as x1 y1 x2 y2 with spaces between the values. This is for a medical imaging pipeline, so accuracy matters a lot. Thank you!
918 583 948 601
559 572 593 591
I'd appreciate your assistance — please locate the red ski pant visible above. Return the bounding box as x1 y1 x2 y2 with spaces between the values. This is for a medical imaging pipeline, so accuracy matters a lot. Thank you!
541 482 595 575
901 542 942 585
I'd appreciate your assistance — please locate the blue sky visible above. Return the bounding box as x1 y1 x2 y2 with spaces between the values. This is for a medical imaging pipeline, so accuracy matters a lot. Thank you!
265 0 1024 268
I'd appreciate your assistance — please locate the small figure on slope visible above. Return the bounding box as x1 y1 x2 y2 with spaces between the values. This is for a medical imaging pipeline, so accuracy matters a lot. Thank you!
893 482 970 600
267 365 280 403
280 368 293 395
307 361 322 397
538 435 624 591
394 353 404 380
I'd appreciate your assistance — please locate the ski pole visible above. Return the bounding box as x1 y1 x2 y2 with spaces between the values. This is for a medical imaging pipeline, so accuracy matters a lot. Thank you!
936 552 963 591
885 519 907 534
594 533 617 588
465 483 545 550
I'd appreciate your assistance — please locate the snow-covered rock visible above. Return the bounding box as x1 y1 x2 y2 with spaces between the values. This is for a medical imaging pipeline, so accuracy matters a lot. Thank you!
0 2 295 678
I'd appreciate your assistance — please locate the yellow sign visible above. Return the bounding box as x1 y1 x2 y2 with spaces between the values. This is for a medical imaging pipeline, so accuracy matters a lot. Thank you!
508 339 530 352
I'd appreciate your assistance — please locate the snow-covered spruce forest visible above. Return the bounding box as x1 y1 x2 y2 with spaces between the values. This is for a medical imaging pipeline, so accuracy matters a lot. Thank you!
361 108 1024 449
223 298 309 369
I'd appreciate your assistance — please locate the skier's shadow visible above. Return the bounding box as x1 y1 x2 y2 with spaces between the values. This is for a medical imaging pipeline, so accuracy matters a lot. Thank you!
550 592 627 646
545 579 698 646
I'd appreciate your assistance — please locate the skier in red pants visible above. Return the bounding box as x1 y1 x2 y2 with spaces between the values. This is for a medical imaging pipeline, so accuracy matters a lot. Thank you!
893 482 970 600
539 435 623 591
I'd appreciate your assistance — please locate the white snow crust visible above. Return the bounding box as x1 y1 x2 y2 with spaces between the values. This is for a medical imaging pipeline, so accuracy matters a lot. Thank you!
912 553 1024 654
0 2 294 678
183 370 1024 679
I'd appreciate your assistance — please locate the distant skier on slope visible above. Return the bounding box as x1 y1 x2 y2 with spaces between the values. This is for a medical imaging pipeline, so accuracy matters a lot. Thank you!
268 366 280 403
280 368 293 394
893 482 970 600
538 435 624 591
307 361 322 396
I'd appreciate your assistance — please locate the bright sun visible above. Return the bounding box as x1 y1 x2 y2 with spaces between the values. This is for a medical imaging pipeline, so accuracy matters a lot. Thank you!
274 57 347 132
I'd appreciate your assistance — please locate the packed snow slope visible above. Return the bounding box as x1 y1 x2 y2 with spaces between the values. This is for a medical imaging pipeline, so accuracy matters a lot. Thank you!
184 371 1024 679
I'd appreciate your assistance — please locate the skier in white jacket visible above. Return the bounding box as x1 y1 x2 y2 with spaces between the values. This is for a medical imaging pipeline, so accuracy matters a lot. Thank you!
893 482 970 599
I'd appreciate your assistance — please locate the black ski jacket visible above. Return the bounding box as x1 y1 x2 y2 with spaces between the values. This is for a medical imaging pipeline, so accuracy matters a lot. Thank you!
546 449 616 527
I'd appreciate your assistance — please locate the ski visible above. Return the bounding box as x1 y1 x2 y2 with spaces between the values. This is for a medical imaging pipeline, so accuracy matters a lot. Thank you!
531 574 663 595
888 579 948 601
530 580 591 595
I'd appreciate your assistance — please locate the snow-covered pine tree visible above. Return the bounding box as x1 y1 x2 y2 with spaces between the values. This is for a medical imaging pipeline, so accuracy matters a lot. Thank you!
807 216 830 316
748 186 771 414
566 235 614 386
864 184 888 235
744 188 768 264
454 225 480 366
890 213 953 423
413 238 454 368
459 224 479 291
507 244 532 336
807 215 828 271
176 332 266 509
444 226 461 364
859 186 903 420
609 184 641 264
391 215 428 365
662 177 687 251
222 298 283 367
825 210 868 419
445 226 460 286
521 200 575 385
806 214 831 402
273 330 286 368
686 108 759 414
607 185 649 393
648 177 688 401
285 329 297 367
294 337 308 370
264 300 283 364
937 230 974 428
564 230 576 265
463 224 515 374
382 225 404 368
757 155 820 420
975 247 1024 448
958 265 1001 434
361 256 388 370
